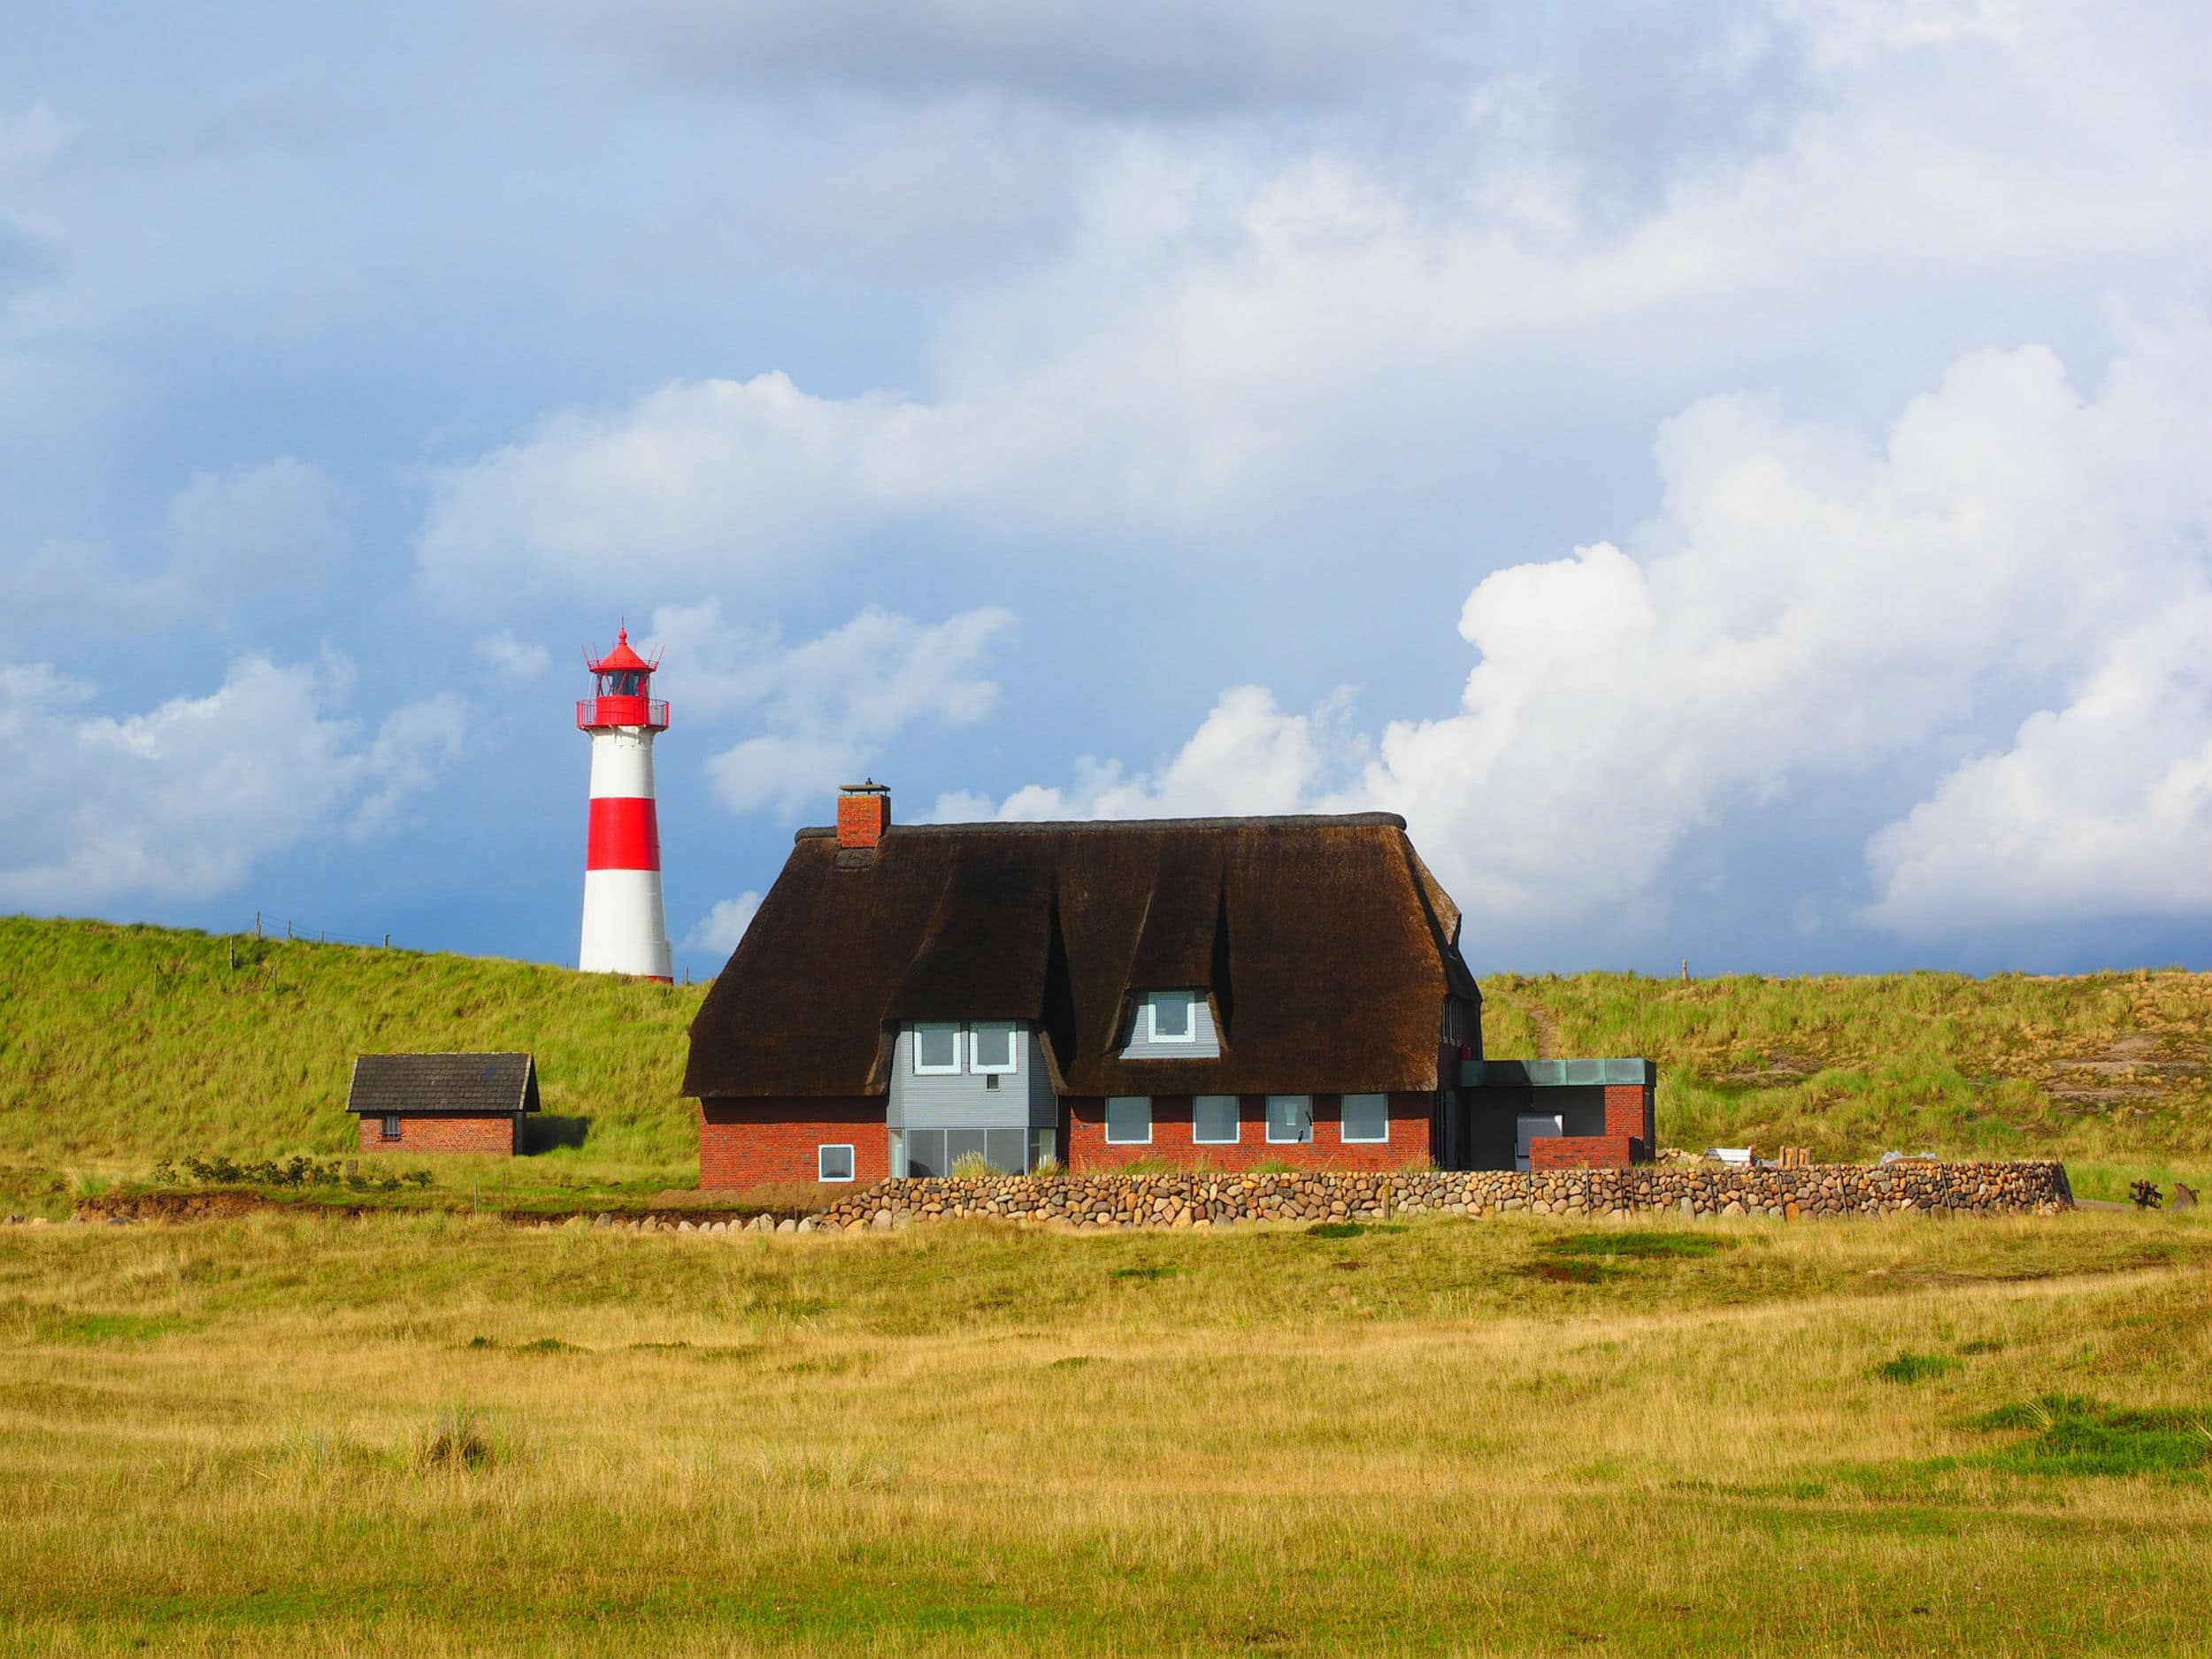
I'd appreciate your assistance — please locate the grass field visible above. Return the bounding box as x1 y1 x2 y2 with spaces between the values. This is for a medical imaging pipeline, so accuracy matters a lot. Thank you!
3 916 2208 1215
3 1206 2209 1655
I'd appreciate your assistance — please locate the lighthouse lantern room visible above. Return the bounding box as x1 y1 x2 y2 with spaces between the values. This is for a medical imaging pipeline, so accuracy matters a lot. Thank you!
577 627 673 982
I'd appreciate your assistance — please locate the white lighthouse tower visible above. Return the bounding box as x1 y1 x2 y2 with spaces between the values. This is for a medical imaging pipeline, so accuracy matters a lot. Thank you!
577 627 673 981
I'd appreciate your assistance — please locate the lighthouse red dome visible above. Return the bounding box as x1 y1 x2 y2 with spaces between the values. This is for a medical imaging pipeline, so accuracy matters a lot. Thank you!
587 627 655 677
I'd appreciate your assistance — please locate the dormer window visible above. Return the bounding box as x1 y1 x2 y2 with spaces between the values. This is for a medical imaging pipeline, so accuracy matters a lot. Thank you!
968 1022 1018 1075
910 1020 1019 1076
1143 990 1196 1044
914 1023 963 1074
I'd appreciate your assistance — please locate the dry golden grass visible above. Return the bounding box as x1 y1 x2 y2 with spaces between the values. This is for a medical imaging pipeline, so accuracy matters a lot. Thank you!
4 1208 2210 1655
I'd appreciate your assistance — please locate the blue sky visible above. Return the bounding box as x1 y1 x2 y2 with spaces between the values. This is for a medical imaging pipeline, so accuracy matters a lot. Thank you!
2 0 2207 979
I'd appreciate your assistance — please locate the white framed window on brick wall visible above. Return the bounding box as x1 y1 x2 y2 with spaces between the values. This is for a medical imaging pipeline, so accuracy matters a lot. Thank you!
1193 1094 1240 1145
913 1022 964 1074
818 1143 856 1182
1145 989 1196 1043
1265 1094 1313 1144
968 1021 1018 1074
1105 1095 1152 1145
1340 1093 1389 1144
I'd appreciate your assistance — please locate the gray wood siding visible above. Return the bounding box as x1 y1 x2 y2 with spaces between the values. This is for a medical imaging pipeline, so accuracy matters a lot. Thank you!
1118 992 1223 1060
887 1026 1057 1129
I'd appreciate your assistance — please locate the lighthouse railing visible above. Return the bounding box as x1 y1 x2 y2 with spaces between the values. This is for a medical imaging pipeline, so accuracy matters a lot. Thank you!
576 696 670 730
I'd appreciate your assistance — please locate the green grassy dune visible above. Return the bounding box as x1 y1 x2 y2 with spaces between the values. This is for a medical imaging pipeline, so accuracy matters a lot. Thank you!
2 914 2207 1215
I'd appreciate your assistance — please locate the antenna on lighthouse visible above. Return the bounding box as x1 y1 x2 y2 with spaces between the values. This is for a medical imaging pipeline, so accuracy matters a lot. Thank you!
577 626 673 982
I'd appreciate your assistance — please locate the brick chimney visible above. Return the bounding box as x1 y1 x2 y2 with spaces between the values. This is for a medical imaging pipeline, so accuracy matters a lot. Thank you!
836 780 890 849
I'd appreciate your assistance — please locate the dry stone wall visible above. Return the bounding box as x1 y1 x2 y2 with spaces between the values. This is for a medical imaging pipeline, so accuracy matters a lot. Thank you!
818 1161 2071 1230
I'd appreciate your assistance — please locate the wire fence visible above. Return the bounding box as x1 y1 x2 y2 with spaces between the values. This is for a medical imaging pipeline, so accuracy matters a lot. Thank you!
249 910 396 949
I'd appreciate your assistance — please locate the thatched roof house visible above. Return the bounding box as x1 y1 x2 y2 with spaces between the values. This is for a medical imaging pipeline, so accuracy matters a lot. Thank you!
685 787 1500 1187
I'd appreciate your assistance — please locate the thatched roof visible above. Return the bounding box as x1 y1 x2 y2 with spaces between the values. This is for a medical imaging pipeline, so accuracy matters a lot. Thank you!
683 814 1477 1100
346 1053 539 1116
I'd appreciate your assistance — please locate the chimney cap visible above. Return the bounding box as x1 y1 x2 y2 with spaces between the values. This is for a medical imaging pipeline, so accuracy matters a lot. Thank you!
839 779 889 795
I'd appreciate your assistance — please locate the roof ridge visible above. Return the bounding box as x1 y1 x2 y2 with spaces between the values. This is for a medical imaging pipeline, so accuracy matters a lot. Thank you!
795 810 1406 842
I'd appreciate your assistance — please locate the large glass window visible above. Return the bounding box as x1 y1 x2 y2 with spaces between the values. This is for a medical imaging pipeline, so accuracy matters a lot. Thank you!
1147 990 1195 1042
1265 1094 1313 1144
986 1128 1025 1172
969 1022 1018 1074
818 1144 856 1182
1027 1127 1057 1169
903 1128 946 1178
1194 1094 1240 1145
1340 1093 1389 1144
914 1023 963 1074
1105 1095 1152 1145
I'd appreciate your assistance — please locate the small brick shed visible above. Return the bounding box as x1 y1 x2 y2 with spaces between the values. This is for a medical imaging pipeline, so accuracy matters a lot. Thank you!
346 1052 540 1155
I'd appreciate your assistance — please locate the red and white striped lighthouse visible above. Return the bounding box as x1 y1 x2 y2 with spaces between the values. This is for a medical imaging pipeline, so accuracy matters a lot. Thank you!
577 627 672 982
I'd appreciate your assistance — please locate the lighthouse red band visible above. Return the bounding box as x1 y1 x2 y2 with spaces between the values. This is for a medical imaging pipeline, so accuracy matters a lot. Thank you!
577 627 673 982
586 796 661 871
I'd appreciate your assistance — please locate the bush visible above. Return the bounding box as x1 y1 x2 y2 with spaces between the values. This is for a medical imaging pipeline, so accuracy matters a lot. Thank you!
152 1154 432 1195
1031 1156 1064 1179
949 1150 1002 1179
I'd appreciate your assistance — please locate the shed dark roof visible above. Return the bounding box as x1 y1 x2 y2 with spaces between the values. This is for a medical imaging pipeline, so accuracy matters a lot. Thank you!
346 1053 540 1116
683 813 1477 1101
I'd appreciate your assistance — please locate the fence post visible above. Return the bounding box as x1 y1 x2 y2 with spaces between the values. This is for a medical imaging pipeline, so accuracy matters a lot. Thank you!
254 911 262 940
383 933 390 949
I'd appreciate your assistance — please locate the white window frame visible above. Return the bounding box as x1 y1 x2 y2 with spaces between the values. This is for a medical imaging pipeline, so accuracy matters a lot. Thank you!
1144 989 1198 1044
1104 1095 1153 1146
1193 1094 1240 1146
967 1020 1019 1076
818 1143 856 1183
1340 1093 1389 1145
1265 1094 1314 1145
912 1022 964 1075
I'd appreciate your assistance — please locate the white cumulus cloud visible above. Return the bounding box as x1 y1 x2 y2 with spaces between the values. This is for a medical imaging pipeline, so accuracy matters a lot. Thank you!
472 630 551 682
646 601 1015 818
0 653 466 909
943 315 2212 937
682 891 761 956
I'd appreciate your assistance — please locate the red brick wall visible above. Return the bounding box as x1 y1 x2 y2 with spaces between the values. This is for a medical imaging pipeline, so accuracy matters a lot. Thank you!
1602 1084 1655 1159
357 1115 518 1154
1065 1094 1433 1173
836 792 889 849
1529 1133 1635 1171
700 1097 887 1189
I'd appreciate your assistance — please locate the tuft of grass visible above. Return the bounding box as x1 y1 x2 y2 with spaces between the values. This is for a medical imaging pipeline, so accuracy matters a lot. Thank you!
1545 1230 1729 1260
416 1405 500 1474
1110 1263 1185 1280
1308 1221 1409 1240
36 1311 186 1344
1969 1394 2212 1477
1875 1351 1960 1384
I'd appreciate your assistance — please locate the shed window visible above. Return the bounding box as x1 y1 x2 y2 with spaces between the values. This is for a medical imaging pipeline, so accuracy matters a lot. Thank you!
914 1023 963 1074
1194 1094 1240 1145
1265 1095 1313 1145
1146 990 1195 1042
818 1144 856 1183
1340 1093 1389 1144
380 1114 402 1141
969 1021 1018 1074
1105 1095 1152 1145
